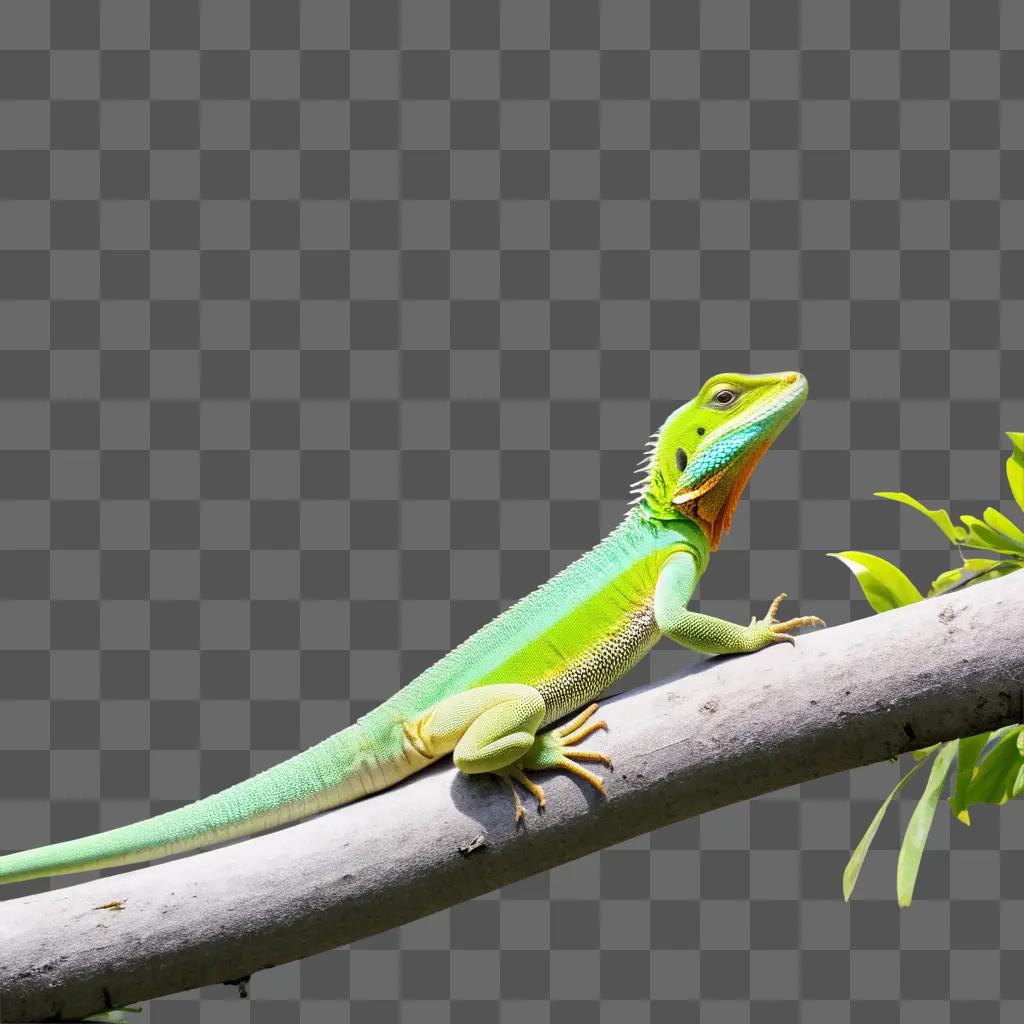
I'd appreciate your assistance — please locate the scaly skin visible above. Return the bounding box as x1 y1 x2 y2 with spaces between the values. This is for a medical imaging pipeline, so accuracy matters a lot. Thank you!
0 370 824 885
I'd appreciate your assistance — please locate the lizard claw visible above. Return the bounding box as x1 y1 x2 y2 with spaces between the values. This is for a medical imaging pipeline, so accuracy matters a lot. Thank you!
757 593 826 646
497 767 546 823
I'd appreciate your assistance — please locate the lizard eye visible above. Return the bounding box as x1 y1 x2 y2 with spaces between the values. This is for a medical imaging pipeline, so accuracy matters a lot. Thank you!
713 389 737 406
675 448 687 473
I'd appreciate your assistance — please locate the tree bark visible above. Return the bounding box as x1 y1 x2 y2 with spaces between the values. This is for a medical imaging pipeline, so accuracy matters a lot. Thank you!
2 571 1023 1022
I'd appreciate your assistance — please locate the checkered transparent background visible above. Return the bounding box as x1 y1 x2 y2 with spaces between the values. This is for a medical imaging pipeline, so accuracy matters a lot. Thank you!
2 1 1024 1020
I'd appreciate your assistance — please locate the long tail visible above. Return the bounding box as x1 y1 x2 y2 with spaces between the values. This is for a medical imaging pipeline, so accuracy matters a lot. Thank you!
0 722 406 886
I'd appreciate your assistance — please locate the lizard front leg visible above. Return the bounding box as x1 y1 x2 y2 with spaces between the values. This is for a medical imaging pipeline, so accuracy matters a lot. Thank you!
654 551 825 655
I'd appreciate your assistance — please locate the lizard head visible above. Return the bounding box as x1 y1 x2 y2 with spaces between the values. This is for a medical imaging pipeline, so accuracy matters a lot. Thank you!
632 371 808 550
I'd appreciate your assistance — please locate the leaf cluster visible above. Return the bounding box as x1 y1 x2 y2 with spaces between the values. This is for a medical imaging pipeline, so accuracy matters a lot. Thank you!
830 433 1024 905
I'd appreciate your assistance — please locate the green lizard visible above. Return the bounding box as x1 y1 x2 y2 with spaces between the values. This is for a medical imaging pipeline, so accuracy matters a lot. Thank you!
0 370 823 886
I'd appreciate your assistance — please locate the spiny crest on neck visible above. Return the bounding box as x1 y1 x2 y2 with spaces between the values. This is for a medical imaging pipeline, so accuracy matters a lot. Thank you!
626 426 664 510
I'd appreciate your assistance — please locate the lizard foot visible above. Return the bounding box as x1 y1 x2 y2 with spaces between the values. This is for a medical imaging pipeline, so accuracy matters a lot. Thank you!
522 703 613 797
494 705 614 821
751 592 826 646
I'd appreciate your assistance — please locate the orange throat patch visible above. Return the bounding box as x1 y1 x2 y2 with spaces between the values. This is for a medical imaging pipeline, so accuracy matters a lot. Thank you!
672 441 772 550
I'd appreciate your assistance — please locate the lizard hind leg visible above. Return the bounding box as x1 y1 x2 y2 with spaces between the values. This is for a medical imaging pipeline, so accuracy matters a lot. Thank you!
430 684 549 820
418 687 609 821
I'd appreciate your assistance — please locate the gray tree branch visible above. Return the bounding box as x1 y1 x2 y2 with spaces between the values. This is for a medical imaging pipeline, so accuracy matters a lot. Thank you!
2 572 1023 1022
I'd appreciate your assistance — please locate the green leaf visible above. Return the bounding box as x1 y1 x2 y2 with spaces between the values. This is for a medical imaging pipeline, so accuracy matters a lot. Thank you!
964 726 1024 807
949 732 990 825
897 741 957 907
959 514 1024 556
911 743 941 762
843 752 933 901
1008 432 1024 514
971 560 1024 589
827 551 925 613
983 506 1024 544
874 491 967 543
988 560 1024 579
988 723 1023 747
1013 762 1024 800
927 558 1021 597
965 557 1008 570
960 560 1023 590
928 565 969 597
